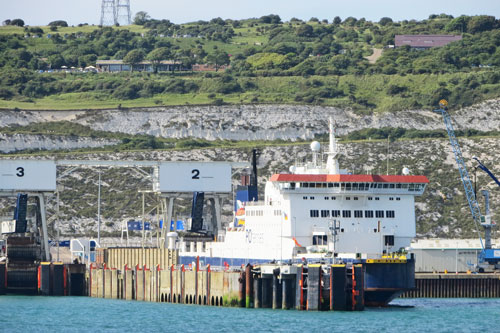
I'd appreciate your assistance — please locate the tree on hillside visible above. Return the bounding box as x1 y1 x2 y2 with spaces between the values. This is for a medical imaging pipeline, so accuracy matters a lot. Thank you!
10 19 24 27
48 54 65 69
114 50 128 60
123 49 145 72
133 11 150 25
343 17 357 26
445 16 470 32
467 15 496 33
147 47 170 73
49 20 68 27
169 49 184 74
207 50 230 72
2 19 11 26
379 17 393 26
296 24 314 37
260 14 281 24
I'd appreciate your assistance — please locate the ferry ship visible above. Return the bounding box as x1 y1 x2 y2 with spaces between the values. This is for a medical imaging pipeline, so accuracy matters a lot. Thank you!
178 118 429 306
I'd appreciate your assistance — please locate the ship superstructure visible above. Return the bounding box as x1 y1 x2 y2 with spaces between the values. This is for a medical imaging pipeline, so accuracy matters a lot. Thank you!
179 118 428 264
177 118 428 305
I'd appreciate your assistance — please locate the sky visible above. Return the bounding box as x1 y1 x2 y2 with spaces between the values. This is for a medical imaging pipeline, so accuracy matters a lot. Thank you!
2 0 499 26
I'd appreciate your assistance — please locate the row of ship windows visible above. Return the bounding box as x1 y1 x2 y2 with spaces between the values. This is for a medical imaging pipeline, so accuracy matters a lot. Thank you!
313 235 395 245
246 210 282 217
310 209 396 218
303 196 401 201
285 182 424 191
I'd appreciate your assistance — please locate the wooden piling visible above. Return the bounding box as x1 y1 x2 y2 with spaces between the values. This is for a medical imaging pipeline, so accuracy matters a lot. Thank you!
238 271 245 307
282 276 294 310
306 265 321 311
295 265 305 310
254 277 262 308
272 269 282 309
330 265 347 311
245 264 253 308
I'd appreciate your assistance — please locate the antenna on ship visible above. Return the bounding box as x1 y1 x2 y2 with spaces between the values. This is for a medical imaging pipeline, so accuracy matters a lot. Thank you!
251 148 260 189
326 117 340 174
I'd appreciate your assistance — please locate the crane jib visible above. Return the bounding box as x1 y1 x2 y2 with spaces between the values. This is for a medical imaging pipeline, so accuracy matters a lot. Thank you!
435 108 484 250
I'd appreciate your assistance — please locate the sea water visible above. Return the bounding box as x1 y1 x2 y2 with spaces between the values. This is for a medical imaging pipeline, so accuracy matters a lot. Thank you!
0 296 499 332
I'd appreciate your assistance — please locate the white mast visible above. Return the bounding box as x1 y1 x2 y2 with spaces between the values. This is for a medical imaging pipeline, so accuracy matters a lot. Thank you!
326 117 340 174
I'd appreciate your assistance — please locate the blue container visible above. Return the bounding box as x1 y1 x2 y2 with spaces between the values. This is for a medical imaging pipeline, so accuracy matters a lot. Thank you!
169 220 184 231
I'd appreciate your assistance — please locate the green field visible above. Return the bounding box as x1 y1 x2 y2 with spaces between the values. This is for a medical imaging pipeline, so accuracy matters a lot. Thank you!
1 14 500 111
0 71 498 112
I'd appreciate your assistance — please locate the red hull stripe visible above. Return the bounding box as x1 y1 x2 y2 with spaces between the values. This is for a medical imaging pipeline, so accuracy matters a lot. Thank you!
269 174 429 183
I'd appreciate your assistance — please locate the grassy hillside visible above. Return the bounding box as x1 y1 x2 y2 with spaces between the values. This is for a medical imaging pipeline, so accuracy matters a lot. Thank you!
1 14 500 110
0 71 499 112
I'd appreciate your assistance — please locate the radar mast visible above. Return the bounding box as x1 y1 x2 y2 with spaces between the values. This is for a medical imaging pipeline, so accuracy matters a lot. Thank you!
326 117 340 174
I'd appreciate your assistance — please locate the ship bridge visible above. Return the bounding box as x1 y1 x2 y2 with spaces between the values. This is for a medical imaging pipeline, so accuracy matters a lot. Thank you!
269 174 429 195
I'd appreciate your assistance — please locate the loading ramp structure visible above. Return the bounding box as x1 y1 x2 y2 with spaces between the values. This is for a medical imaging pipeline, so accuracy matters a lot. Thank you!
1 159 249 255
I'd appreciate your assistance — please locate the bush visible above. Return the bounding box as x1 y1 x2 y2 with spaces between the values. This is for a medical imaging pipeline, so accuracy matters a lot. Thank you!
212 98 225 105
175 139 212 149
0 88 14 99
112 83 141 99
386 84 407 95
164 79 198 94
48 20 68 27
28 27 44 34
215 75 241 94
260 14 281 24
10 19 24 27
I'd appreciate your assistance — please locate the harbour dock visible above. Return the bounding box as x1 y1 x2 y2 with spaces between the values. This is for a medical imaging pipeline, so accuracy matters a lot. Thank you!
402 273 500 298
88 255 365 311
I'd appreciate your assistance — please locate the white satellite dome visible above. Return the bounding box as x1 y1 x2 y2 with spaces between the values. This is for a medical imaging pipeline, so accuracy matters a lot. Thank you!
289 165 296 173
310 141 321 152
402 167 410 175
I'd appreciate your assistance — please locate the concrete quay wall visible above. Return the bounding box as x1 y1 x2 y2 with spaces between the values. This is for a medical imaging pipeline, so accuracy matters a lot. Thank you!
97 248 177 271
90 264 233 307
88 262 366 311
